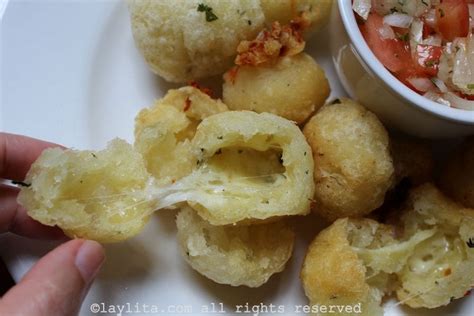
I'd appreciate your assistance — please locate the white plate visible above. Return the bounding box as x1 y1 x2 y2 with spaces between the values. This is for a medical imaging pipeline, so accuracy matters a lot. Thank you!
0 1 472 315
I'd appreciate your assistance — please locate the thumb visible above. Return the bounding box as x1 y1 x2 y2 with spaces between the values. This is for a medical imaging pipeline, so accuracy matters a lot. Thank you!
0 239 105 316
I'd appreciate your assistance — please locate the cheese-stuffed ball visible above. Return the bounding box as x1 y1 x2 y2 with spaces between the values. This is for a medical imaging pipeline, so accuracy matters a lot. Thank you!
303 99 394 221
18 139 153 243
390 136 434 186
223 53 330 124
134 86 228 184
395 183 474 309
176 206 294 287
165 111 314 225
127 0 265 82
301 218 434 316
260 0 333 36
438 138 474 208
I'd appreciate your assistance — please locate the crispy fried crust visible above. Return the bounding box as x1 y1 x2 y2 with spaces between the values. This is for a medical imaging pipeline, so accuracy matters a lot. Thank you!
303 99 394 221
223 53 329 124
176 206 294 287
127 0 265 82
396 184 474 308
183 110 314 225
134 87 228 184
18 139 153 243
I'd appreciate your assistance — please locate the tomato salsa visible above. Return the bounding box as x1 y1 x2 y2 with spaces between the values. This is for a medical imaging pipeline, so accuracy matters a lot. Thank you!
353 0 474 110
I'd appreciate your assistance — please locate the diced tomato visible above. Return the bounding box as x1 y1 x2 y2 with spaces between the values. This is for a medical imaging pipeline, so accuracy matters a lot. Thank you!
422 23 436 39
459 92 474 100
360 13 412 73
436 0 469 41
415 45 443 76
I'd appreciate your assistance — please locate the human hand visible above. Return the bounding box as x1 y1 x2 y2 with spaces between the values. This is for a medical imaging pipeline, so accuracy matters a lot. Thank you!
0 132 105 316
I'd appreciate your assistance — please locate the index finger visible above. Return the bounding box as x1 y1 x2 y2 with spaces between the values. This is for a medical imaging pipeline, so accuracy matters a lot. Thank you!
0 132 63 181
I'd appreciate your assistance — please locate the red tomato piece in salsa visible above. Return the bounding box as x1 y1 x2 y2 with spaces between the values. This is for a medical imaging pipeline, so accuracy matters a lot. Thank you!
436 0 469 41
359 13 411 74
415 45 443 77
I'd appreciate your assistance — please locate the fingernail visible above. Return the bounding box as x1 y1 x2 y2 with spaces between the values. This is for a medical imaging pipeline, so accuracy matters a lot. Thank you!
74 240 105 284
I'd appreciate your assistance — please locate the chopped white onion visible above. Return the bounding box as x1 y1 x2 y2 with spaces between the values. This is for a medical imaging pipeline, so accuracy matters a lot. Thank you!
373 0 432 17
353 0 371 20
408 77 435 92
422 35 442 47
469 4 474 29
410 19 424 43
423 91 451 107
383 13 414 28
424 9 437 28
378 23 395 40
452 34 474 95
431 77 449 93
438 51 453 83
444 92 474 110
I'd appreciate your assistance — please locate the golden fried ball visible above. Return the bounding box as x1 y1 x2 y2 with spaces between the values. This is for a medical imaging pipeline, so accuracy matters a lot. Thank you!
176 206 294 287
438 138 474 208
390 136 434 186
18 139 153 243
222 53 330 124
301 217 438 315
395 183 474 309
303 99 394 221
127 0 265 82
260 0 333 36
301 218 397 316
134 87 228 184
173 110 314 225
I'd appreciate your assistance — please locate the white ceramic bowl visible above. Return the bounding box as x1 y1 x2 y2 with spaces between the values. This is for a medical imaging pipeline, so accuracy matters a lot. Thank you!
330 0 474 138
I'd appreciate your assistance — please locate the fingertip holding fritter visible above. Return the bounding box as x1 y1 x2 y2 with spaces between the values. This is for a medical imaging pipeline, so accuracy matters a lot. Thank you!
223 53 330 124
18 139 153 243
134 86 228 183
438 138 474 208
303 98 394 221
176 206 294 287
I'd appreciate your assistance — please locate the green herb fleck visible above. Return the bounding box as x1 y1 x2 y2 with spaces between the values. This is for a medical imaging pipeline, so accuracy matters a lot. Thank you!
397 33 409 42
467 238 474 248
12 180 31 187
331 98 341 104
421 0 428 6
467 84 474 90
425 60 436 67
197 3 218 22
91 153 97 158
247 20 252 26
217 136 223 140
